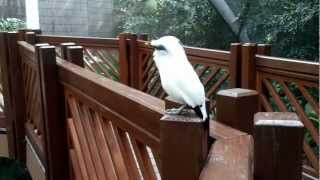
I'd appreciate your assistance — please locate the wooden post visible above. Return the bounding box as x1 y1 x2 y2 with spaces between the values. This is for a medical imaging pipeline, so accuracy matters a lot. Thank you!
138 34 149 41
119 33 130 85
60 42 76 59
241 43 257 89
25 32 37 45
216 88 259 134
257 44 271 55
161 98 209 180
38 46 69 180
6 32 27 162
229 43 242 88
66 46 84 67
128 33 141 89
254 112 304 180
0 32 16 158
18 29 41 41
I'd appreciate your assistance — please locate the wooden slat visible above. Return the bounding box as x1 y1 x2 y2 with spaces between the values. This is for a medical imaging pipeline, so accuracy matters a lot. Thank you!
298 84 319 115
279 81 319 145
130 137 157 180
79 104 107 180
116 128 142 180
68 97 99 180
207 73 229 97
90 111 118 180
70 149 84 180
103 120 131 180
58 58 164 150
262 79 288 112
67 118 90 180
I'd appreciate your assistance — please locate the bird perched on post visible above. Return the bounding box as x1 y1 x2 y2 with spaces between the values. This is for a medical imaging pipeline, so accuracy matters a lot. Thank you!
146 36 208 120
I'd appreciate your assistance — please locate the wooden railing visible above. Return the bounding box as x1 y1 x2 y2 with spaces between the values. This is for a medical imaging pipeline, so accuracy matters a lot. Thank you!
0 30 316 180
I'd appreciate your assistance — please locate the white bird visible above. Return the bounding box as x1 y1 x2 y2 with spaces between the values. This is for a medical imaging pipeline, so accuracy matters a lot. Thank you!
148 36 208 120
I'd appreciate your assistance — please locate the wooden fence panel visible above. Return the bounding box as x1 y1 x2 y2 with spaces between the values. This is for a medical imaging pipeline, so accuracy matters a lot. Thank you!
254 55 319 177
57 57 164 180
18 41 47 163
36 35 120 81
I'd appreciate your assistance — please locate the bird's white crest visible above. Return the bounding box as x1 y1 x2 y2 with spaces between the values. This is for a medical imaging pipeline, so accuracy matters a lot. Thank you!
150 36 207 120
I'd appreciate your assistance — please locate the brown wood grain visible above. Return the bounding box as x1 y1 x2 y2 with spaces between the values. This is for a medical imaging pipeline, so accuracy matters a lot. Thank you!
199 135 253 180
38 46 69 180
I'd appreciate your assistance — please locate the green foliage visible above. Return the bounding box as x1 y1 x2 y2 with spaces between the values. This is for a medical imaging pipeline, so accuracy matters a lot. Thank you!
114 0 318 61
114 0 236 50
0 18 25 32
247 0 319 61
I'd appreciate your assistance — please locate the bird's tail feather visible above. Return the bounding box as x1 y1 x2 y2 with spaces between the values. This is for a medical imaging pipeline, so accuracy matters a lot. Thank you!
193 102 208 121
200 101 208 120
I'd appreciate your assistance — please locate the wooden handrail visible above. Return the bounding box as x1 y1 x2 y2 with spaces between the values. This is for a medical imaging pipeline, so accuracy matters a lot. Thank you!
36 34 119 49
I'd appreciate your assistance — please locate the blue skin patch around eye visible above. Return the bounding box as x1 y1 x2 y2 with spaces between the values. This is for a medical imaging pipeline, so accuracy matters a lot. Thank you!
156 45 166 51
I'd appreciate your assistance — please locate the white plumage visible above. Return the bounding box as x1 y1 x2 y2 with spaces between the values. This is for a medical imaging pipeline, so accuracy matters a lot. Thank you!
150 36 208 120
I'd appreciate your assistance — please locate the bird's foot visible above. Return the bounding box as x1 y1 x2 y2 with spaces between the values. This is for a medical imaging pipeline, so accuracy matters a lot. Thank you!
165 105 188 115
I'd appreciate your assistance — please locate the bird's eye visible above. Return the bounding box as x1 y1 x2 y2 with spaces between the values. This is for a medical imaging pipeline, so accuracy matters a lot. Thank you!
156 45 166 51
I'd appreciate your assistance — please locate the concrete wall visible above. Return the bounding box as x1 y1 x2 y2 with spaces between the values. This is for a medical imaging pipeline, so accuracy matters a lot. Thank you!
38 0 114 37
0 0 25 19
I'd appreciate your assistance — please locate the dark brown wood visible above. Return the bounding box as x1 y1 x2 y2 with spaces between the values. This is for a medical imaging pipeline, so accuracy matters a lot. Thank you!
229 43 241 88
60 42 76 59
216 88 259 134
199 135 254 180
38 46 69 180
37 35 118 49
57 57 164 150
209 121 246 141
257 44 271 55
128 34 140 89
66 46 84 67
7 32 27 162
0 32 16 157
160 110 209 180
255 55 319 78
241 43 257 89
119 33 130 85
254 112 304 180
138 34 149 41
25 32 37 45
18 29 41 41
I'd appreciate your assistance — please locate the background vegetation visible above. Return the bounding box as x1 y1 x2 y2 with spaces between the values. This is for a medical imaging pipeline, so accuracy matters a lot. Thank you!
0 18 25 32
114 0 319 61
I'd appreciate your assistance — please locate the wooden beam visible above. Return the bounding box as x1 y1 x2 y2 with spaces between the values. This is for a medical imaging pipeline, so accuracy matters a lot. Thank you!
66 46 84 67
216 88 259 134
241 43 257 89
161 98 209 180
254 112 304 180
38 46 69 180
199 134 254 180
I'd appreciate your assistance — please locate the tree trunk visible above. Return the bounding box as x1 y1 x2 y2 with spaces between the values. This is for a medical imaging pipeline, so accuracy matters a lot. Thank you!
208 0 250 42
